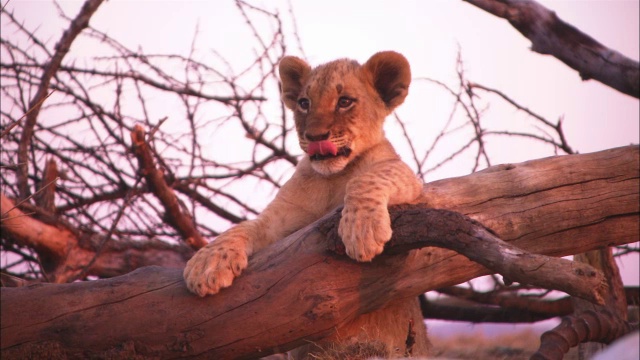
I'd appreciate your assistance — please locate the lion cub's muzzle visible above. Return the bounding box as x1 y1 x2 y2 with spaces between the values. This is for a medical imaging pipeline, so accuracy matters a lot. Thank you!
306 140 352 161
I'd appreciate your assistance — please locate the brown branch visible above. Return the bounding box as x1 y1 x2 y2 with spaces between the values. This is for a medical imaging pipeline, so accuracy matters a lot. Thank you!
532 310 638 360
1 193 193 281
464 0 639 98
130 125 207 250
16 0 103 199
423 286 639 323
419 294 568 323
0 90 55 139
34 158 58 212
566 248 629 357
418 145 639 256
1 194 72 262
47 64 267 103
437 286 573 318
322 206 608 305
69 178 140 282
1 146 637 359
1 0 294 254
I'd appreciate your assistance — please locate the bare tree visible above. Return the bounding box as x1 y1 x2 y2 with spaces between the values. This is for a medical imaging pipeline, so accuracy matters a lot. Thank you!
1 0 295 282
463 0 639 98
1 1 638 359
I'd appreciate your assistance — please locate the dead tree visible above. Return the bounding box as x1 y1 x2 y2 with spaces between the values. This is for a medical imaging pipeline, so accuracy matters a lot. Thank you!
2 145 638 359
464 0 639 98
2 1 638 358
1 0 291 282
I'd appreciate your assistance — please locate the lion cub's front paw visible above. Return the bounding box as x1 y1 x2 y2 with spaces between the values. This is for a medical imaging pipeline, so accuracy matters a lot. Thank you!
338 204 392 262
183 240 248 297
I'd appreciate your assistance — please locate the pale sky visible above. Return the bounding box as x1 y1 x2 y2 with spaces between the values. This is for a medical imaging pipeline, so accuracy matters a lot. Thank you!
11 0 639 174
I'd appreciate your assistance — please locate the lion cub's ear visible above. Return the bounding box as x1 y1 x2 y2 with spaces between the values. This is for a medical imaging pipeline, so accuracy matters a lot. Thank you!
363 51 411 111
279 56 312 110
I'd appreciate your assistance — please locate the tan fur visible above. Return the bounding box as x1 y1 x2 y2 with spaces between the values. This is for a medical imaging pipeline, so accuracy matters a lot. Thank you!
183 52 426 356
291 296 431 359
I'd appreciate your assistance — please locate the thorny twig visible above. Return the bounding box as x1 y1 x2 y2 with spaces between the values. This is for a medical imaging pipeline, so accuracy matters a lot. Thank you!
1 0 294 279
404 50 576 181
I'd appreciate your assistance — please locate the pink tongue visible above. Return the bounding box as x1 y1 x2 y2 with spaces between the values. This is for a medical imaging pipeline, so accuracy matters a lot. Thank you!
307 140 338 156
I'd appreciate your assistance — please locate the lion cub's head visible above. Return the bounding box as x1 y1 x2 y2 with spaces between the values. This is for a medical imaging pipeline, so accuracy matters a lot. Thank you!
279 51 411 176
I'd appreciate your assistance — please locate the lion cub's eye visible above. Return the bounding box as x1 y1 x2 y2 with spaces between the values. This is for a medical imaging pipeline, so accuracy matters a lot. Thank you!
337 96 354 109
297 98 310 112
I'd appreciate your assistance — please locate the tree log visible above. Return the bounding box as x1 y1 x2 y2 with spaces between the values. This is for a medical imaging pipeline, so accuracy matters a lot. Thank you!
1 145 638 359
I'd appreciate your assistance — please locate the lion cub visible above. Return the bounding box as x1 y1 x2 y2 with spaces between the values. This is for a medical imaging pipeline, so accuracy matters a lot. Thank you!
184 51 422 297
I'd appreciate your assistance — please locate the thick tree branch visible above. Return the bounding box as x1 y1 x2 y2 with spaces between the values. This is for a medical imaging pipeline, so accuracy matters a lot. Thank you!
550 248 629 358
1 193 192 281
322 207 607 305
1 194 73 261
419 294 569 323
533 309 637 360
130 125 207 250
1 146 637 359
418 146 638 255
438 286 570 317
464 0 640 98
422 286 639 323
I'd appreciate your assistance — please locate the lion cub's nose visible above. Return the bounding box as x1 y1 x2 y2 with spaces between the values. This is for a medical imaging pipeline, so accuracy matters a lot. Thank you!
305 131 330 142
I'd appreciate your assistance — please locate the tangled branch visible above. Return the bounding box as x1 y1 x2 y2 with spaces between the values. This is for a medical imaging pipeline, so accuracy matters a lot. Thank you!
1 0 296 279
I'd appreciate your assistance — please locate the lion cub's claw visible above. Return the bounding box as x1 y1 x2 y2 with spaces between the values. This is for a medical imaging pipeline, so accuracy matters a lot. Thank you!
183 242 248 297
338 205 392 262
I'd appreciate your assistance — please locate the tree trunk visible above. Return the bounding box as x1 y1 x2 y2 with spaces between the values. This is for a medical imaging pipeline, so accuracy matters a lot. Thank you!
1 145 638 359
573 248 628 359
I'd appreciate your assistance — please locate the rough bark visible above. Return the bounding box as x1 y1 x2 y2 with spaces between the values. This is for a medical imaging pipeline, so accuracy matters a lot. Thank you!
532 247 634 359
464 0 640 98
34 158 58 213
0 194 193 281
1 145 638 359
532 310 636 360
572 249 628 359
322 207 608 305
130 124 207 250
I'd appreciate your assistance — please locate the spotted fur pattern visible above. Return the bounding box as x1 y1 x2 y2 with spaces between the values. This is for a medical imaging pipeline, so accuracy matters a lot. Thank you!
184 51 422 297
